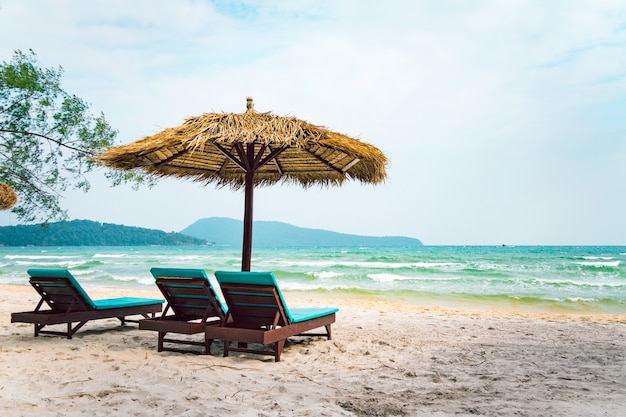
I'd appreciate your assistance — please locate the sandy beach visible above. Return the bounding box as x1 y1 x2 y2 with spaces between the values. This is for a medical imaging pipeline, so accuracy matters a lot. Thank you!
1 284 624 417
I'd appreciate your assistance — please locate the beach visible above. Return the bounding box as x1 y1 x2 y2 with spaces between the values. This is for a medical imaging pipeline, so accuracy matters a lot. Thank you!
1 284 624 417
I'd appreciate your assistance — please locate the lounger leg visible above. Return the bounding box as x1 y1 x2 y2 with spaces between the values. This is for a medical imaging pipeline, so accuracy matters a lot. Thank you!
158 332 165 352
33 322 85 339
326 324 332 340
204 335 213 355
68 321 89 338
223 341 230 357
274 340 285 362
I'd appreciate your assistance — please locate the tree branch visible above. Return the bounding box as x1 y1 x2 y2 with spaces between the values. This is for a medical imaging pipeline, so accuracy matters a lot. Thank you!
0 128 94 156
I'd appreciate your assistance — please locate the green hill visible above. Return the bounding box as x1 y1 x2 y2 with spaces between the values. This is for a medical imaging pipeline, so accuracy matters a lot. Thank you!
0 218 422 247
180 217 422 247
0 220 207 246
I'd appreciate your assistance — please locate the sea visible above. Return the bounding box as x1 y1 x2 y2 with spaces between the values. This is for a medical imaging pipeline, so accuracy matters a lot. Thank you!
1 245 624 314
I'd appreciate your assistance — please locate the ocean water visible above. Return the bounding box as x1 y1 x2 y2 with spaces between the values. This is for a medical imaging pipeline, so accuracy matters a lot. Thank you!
1 245 624 314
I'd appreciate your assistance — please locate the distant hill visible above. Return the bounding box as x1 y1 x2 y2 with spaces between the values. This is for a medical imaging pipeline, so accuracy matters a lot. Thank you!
0 220 207 246
180 217 422 247
0 218 422 247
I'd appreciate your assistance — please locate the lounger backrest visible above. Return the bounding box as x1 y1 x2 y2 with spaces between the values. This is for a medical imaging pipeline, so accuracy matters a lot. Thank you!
214 271 293 327
27 268 97 311
150 268 226 321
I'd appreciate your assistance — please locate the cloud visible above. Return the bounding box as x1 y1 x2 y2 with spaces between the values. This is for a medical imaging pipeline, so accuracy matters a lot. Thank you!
1 0 625 244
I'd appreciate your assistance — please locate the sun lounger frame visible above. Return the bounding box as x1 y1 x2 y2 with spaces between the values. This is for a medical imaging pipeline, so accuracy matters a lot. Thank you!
209 272 337 362
11 272 162 339
139 268 227 355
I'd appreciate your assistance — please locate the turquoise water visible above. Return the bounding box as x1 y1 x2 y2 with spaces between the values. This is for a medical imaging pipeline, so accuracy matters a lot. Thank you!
1 245 624 314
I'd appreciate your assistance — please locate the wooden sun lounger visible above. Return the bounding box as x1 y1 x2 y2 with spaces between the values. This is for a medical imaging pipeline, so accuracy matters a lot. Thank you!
138 268 227 354
11 268 163 339
209 271 338 362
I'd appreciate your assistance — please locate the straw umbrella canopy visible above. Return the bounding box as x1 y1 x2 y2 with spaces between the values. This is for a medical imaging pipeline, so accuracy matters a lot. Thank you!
96 98 387 271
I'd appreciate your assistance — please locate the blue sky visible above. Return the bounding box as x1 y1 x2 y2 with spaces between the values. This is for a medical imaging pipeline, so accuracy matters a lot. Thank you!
1 0 625 245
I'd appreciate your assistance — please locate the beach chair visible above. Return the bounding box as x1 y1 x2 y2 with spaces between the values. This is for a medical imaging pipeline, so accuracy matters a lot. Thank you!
209 271 338 362
11 268 163 339
138 268 227 354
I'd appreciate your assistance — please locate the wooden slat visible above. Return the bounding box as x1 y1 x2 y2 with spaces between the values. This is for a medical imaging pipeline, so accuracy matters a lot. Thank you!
30 278 91 313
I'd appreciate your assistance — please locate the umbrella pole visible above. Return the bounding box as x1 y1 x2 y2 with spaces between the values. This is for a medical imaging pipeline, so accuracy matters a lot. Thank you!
241 170 254 272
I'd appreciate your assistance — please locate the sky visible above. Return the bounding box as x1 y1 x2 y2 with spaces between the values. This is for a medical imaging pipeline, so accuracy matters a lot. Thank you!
0 0 625 245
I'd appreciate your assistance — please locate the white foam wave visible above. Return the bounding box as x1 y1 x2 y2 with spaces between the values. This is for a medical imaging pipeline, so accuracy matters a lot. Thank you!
574 261 620 267
313 271 344 279
264 259 460 269
92 254 127 258
413 262 460 268
71 269 92 276
278 282 347 291
545 297 599 303
368 273 466 283
14 260 90 268
370 273 402 282
5 255 78 260
102 274 154 286
173 255 204 261
532 277 624 288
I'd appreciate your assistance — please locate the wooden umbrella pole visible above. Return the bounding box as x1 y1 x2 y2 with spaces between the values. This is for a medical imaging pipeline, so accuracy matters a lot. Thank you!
241 142 256 272
242 170 254 272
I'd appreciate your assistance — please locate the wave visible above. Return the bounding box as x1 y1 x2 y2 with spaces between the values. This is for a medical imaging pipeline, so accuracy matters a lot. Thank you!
573 260 620 268
13 260 97 269
530 277 626 289
313 271 345 279
2 245 624 313
370 273 414 283
261 258 462 270
4 255 79 260
74 260 105 269
368 273 470 283
110 275 154 286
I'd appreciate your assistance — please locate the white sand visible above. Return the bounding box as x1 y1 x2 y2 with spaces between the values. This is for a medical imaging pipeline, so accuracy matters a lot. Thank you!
1 285 624 417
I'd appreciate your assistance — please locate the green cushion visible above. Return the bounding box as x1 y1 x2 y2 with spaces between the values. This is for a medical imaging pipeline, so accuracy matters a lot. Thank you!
289 307 339 323
214 271 338 323
150 268 208 279
92 297 163 309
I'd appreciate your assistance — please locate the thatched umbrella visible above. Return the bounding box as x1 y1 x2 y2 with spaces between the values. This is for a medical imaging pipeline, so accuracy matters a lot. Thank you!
0 183 18 210
97 98 387 271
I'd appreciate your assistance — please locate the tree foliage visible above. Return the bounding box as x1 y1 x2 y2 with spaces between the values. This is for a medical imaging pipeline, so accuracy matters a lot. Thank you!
0 49 146 223
0 219 207 246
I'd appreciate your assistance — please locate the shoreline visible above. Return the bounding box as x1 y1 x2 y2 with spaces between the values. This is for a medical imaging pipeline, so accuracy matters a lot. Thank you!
291 288 626 316
2 285 625 416
4 281 624 317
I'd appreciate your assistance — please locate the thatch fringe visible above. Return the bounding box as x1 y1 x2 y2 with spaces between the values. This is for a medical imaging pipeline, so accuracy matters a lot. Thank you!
0 183 18 210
